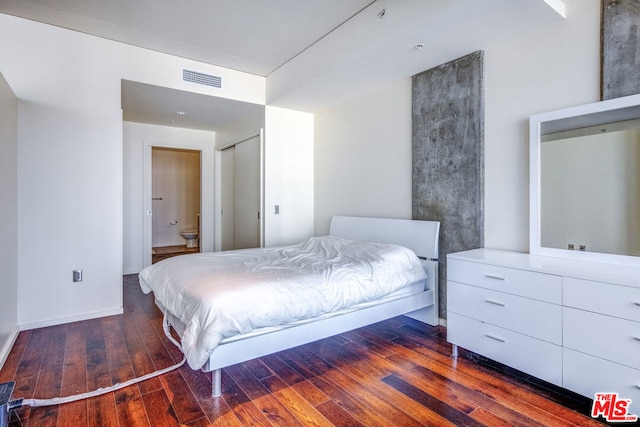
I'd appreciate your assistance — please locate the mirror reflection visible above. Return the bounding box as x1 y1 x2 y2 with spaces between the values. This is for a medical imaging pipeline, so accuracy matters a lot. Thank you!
541 120 640 256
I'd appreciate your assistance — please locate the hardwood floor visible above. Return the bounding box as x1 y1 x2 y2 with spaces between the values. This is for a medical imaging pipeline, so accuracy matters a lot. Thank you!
152 246 199 264
0 275 606 426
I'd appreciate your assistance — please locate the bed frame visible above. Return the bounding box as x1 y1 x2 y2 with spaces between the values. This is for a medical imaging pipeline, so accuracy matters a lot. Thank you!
166 216 440 397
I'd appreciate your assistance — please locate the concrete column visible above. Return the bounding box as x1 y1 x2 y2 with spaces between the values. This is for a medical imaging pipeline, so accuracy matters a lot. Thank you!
412 51 484 319
602 0 640 99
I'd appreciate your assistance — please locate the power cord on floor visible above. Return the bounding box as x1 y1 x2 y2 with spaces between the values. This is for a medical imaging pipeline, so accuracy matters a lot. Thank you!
1 312 186 426
23 357 186 407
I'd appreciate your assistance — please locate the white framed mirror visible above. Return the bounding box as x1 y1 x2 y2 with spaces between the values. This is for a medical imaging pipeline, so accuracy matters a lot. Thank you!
530 93 640 266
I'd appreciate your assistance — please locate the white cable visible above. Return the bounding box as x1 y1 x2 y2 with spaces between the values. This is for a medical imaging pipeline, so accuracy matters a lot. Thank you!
21 312 186 408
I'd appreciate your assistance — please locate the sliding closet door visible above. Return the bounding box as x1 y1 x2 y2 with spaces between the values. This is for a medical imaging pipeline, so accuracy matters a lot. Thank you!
221 146 236 251
234 136 260 249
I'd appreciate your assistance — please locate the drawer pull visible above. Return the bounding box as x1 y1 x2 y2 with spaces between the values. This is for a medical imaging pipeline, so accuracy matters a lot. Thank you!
635 302 640 307
634 336 640 342
485 274 506 281
636 385 640 390
485 333 506 343
484 299 506 307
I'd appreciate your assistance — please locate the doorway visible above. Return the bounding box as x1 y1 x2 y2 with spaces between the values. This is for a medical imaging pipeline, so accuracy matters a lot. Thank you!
142 141 214 269
151 147 201 263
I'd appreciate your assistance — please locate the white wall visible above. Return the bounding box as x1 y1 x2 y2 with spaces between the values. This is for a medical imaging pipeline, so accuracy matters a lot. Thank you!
313 0 601 253
314 79 413 235
264 106 315 246
0 14 264 328
123 122 215 274
0 72 18 368
484 0 601 251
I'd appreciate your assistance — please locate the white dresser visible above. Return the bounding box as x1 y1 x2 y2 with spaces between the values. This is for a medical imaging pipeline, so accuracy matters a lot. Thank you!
447 248 640 413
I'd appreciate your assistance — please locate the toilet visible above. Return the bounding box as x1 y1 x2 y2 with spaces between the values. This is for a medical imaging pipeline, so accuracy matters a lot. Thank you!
180 230 199 248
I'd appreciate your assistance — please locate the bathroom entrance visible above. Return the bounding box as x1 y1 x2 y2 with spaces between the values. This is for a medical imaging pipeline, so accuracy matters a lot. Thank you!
151 147 201 263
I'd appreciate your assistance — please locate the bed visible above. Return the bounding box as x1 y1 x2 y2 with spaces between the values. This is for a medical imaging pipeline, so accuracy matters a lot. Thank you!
139 216 440 396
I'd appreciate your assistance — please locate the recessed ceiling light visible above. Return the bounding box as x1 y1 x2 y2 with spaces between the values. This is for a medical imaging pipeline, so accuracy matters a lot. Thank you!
414 43 425 50
378 8 386 19
176 111 186 116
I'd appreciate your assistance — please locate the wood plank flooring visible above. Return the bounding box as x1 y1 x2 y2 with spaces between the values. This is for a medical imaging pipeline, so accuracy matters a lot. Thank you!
0 275 606 426
152 246 199 264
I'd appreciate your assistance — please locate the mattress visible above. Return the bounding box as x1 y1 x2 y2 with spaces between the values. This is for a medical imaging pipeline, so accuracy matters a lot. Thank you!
157 279 426 345
139 235 427 369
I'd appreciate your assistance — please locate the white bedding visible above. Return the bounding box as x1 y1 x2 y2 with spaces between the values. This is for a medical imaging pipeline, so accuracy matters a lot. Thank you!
138 235 427 370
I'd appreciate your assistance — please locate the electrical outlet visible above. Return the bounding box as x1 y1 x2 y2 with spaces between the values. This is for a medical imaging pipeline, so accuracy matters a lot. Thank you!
579 244 587 251
73 269 83 282
567 243 575 250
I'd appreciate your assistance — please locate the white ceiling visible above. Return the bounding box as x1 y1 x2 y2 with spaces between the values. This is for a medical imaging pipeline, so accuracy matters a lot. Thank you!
1 0 566 130
0 0 375 76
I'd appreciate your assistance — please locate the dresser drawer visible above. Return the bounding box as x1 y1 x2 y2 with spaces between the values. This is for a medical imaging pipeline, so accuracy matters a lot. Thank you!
563 348 640 416
447 312 562 386
564 307 640 370
447 281 561 344
447 258 561 304
564 277 640 322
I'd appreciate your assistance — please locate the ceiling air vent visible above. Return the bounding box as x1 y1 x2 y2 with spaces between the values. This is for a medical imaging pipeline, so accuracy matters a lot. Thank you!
182 69 222 88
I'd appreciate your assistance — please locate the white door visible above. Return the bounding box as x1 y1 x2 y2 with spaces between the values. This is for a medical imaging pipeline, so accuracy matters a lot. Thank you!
234 136 261 249
221 146 236 251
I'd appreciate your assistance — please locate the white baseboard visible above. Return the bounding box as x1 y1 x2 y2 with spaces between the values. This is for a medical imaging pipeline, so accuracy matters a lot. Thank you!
19 307 123 331
0 326 20 371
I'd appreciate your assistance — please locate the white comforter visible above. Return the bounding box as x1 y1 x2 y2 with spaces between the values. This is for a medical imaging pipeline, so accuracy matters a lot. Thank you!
138 235 426 369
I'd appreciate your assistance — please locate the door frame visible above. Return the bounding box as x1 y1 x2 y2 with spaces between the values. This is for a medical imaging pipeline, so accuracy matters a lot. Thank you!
214 129 265 251
143 140 214 268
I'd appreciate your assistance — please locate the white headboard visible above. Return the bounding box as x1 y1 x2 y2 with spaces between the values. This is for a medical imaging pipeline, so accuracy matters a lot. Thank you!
329 216 440 260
